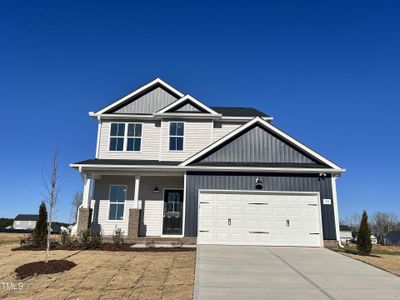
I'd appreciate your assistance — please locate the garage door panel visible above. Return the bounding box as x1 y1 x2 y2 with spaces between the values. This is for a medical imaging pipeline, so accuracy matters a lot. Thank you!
198 192 322 247
216 206 229 214
274 208 288 216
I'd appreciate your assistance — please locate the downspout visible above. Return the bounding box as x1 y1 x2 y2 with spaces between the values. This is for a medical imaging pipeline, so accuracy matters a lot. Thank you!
332 175 344 248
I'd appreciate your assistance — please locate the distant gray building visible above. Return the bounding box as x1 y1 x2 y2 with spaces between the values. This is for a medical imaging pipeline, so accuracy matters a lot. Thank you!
13 214 38 230
384 231 400 246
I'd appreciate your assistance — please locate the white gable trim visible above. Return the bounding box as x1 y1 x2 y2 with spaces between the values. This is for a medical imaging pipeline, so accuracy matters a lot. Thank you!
94 78 184 115
155 95 219 115
179 117 344 170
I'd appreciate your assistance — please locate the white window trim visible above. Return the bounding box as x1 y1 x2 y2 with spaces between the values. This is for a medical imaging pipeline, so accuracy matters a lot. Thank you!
107 184 127 221
108 122 143 152
168 121 185 152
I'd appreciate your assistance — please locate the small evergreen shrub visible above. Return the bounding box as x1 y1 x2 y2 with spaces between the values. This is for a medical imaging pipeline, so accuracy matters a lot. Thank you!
19 234 34 247
112 228 125 246
32 202 48 246
60 231 72 246
357 210 372 256
90 231 102 248
78 229 102 249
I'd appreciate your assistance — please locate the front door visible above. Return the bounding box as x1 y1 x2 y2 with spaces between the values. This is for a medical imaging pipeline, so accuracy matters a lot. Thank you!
163 190 183 235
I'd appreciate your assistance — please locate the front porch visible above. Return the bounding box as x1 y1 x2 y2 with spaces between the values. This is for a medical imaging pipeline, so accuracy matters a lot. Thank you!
77 172 187 241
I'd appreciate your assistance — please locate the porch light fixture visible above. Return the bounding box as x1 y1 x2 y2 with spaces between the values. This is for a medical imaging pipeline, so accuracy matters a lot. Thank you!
255 177 263 190
153 186 160 193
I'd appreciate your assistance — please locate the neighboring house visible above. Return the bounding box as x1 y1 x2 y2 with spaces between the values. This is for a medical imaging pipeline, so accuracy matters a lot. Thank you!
371 234 378 245
71 78 345 247
13 214 38 230
339 225 353 244
384 231 400 246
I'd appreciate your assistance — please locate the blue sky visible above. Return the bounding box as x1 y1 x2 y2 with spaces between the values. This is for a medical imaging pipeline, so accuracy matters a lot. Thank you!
0 1 399 223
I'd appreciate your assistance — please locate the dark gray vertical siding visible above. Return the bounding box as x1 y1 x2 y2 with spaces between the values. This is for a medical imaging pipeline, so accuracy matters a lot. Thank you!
185 172 336 240
113 87 178 114
197 126 321 165
175 103 202 112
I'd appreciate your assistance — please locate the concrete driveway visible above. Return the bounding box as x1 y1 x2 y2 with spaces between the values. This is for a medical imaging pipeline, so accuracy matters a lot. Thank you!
194 245 400 300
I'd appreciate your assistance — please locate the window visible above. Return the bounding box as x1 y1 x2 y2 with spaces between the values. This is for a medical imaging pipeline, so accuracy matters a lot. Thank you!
108 185 126 220
127 123 142 151
109 123 142 151
169 122 184 150
109 123 125 151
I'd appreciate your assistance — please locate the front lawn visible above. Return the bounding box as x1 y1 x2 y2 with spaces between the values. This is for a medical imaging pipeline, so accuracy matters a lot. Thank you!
337 245 400 277
0 244 196 299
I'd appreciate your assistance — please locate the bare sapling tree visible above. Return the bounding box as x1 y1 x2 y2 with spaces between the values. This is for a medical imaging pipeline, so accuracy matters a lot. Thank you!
43 152 62 263
371 212 399 244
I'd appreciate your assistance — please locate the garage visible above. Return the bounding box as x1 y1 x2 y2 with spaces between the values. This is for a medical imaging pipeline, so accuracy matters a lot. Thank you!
197 190 323 247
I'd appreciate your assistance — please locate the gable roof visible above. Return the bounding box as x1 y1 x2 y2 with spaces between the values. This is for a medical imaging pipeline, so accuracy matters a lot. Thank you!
94 78 184 115
14 214 38 221
180 117 344 171
155 95 220 115
211 107 270 118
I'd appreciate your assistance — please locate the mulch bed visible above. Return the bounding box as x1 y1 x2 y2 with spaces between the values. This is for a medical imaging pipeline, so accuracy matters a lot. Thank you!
15 260 76 279
12 243 196 252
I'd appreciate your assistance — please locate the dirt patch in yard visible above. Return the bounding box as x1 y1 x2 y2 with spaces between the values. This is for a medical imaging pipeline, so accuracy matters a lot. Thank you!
15 260 76 279
0 244 196 299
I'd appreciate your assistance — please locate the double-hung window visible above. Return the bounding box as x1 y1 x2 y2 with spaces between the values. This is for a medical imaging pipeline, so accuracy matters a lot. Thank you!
127 123 142 151
109 123 142 151
109 123 125 151
169 122 184 151
108 185 126 220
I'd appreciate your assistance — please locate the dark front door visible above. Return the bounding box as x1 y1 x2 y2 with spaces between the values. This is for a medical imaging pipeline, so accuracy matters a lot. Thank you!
163 189 183 235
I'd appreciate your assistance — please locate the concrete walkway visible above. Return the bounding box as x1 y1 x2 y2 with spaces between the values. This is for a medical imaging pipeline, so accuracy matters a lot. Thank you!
194 245 400 300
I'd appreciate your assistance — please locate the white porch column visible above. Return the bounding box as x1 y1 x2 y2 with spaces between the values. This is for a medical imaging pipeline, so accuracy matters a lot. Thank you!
134 175 141 209
82 176 93 209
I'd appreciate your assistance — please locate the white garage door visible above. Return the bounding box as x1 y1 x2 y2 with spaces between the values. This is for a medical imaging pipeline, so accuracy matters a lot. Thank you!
198 191 323 247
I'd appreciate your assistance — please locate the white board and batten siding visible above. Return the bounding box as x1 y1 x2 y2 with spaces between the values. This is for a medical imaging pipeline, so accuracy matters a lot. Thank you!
92 175 183 237
198 190 323 247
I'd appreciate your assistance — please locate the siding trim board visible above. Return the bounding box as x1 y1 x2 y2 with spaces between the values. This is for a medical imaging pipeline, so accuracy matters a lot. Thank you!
185 172 336 240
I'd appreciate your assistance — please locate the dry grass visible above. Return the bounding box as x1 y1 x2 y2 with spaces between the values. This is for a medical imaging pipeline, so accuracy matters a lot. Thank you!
345 243 400 253
342 252 400 276
0 244 196 299
0 233 22 244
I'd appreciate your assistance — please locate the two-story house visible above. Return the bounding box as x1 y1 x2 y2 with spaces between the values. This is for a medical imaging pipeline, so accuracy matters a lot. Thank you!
71 78 345 247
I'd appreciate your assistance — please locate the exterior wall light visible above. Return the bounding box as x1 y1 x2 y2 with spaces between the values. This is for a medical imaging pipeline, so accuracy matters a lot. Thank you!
255 177 263 190
153 186 160 193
